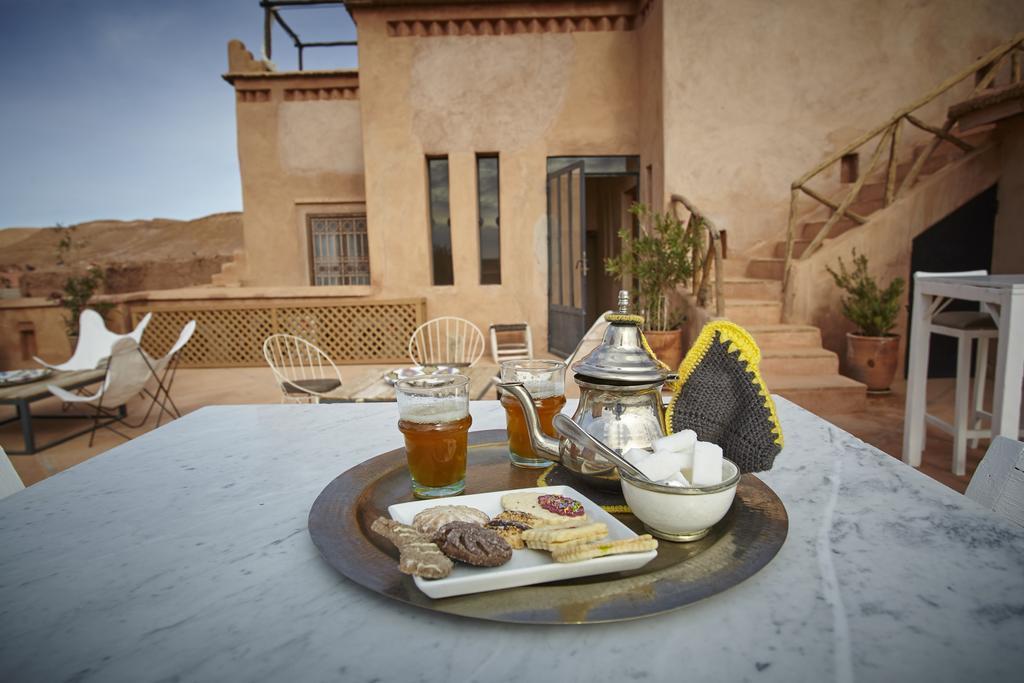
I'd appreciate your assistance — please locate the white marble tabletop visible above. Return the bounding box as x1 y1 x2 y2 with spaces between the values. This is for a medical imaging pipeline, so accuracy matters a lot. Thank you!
1 398 1022 682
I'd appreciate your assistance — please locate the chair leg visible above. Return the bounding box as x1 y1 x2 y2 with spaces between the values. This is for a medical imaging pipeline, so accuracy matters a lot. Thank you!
970 337 989 449
953 336 971 477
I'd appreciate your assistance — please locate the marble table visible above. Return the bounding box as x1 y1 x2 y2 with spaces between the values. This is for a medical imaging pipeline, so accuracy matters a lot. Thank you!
1 398 1022 682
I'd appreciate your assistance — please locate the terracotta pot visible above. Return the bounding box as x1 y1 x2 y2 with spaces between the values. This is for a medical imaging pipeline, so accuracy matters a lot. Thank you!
645 329 685 371
845 333 899 392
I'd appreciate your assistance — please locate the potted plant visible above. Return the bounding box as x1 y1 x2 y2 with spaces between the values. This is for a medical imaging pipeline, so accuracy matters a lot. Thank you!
826 249 905 392
49 225 113 343
605 203 696 369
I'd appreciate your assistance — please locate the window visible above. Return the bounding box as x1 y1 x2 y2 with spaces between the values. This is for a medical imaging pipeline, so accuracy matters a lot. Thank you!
427 157 454 285
308 214 369 286
477 154 501 284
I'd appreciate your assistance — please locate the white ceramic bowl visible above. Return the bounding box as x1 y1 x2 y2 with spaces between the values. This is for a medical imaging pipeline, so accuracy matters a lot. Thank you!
619 459 740 542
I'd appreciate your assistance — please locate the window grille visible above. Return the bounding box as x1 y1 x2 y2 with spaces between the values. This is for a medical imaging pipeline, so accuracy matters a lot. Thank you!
309 214 370 286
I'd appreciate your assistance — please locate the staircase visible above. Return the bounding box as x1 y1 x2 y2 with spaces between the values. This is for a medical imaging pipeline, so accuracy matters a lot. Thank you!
719 259 867 413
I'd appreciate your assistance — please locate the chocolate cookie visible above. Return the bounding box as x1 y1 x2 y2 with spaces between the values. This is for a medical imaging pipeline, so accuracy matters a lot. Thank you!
435 522 512 567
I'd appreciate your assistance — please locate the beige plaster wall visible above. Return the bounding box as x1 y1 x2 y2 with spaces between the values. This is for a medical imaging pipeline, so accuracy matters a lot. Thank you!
0 300 73 370
992 116 1024 274
786 143 1002 373
660 0 1024 255
230 67 366 287
351 2 642 347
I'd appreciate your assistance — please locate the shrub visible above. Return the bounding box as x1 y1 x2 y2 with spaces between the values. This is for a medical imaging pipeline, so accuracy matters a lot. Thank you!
826 249 905 336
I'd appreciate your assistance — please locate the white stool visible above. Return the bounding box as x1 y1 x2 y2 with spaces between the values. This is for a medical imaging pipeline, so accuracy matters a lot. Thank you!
917 271 998 476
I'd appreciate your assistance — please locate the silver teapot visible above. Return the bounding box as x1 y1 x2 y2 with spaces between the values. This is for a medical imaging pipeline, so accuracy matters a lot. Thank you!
499 291 675 489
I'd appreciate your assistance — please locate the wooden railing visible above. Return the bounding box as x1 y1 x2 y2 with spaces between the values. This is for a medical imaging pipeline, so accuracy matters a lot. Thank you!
670 193 725 318
782 32 1024 304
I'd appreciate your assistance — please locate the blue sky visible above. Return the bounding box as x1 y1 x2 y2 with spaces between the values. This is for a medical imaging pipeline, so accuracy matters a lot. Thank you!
0 0 357 228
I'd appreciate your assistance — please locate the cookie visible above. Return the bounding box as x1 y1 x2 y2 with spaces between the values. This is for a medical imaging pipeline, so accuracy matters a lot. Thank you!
370 516 453 579
493 509 570 528
484 519 530 549
412 505 490 536
500 492 589 523
522 522 608 551
551 535 659 563
435 522 513 567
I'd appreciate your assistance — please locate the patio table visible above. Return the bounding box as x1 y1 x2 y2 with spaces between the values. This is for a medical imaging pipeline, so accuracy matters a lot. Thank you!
903 274 1024 468
322 363 498 402
0 368 108 455
1 398 1022 682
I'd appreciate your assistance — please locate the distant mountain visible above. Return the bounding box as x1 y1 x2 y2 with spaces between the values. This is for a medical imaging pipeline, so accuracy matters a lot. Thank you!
0 213 244 296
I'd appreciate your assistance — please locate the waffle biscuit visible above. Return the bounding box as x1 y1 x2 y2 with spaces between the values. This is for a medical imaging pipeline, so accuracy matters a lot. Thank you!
412 505 489 536
522 522 608 551
551 535 659 563
370 516 453 579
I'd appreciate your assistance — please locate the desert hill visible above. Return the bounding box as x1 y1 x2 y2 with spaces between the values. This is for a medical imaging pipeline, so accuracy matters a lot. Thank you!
1 213 243 296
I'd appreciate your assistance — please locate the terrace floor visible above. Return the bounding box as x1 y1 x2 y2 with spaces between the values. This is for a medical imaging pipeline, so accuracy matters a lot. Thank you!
1 366 1005 495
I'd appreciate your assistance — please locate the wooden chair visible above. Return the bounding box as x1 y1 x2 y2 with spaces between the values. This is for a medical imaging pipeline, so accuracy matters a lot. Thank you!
489 323 534 365
263 334 343 404
408 317 485 367
965 436 1024 527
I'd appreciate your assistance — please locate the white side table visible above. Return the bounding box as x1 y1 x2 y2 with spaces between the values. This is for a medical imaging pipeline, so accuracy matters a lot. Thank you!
903 274 1024 470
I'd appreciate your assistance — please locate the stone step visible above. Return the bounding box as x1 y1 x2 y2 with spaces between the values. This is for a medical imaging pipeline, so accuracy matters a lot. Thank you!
722 277 782 300
746 258 785 280
724 299 782 325
800 216 859 241
764 373 867 414
760 347 839 376
720 258 750 278
745 324 822 350
772 239 812 259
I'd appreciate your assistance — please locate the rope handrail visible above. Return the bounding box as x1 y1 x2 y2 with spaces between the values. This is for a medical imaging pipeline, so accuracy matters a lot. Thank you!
670 193 725 318
782 33 1024 317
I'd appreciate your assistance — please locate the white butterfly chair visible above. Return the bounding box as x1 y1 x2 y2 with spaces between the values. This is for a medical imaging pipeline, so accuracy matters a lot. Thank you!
263 334 343 404
0 446 25 500
47 337 159 446
139 320 196 427
408 317 485 367
34 309 152 371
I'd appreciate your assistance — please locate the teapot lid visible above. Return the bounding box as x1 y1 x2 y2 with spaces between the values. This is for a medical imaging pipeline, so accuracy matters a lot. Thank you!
571 291 670 385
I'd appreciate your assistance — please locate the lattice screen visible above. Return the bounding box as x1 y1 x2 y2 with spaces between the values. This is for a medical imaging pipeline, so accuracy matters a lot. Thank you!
132 299 425 367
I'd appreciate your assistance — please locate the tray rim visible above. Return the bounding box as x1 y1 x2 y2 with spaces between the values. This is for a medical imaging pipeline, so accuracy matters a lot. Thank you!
307 429 789 625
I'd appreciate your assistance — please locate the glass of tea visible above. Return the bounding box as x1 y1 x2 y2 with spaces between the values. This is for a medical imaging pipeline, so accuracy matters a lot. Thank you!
395 374 472 498
499 359 567 468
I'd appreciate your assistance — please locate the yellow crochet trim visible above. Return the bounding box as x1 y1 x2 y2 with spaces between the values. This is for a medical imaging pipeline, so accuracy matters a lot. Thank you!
536 466 632 515
665 321 784 448
605 312 645 325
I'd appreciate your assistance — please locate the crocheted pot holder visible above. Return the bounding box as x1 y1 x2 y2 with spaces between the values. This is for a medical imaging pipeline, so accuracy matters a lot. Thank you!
665 321 783 473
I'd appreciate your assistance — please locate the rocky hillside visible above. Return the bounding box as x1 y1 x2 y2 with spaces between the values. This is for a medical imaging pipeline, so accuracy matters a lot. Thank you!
0 213 243 296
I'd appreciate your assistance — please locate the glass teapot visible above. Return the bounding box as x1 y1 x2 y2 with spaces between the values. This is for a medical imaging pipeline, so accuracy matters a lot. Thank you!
499 291 674 489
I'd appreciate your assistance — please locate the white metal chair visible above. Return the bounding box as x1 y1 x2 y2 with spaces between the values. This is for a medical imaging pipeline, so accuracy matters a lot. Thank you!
263 334 343 404
965 436 1024 527
46 337 160 446
489 323 534 365
916 271 1000 476
34 310 152 372
0 446 25 500
408 317 485 367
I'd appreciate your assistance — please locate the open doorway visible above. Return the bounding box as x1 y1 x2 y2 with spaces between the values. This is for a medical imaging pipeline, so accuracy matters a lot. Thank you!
546 156 639 355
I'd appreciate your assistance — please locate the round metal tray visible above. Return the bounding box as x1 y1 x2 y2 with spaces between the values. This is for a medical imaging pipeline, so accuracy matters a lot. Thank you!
308 430 788 624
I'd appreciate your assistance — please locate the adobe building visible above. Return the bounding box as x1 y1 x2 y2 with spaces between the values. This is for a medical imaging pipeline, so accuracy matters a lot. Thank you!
217 0 1024 408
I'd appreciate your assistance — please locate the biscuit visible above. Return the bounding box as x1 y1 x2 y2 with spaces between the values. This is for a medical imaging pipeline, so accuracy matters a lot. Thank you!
551 535 659 563
412 505 490 536
493 510 572 528
522 522 608 551
484 519 530 549
435 522 513 567
500 492 589 523
370 516 453 579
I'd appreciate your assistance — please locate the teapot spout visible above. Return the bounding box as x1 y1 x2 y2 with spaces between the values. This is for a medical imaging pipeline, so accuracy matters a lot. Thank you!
497 382 561 461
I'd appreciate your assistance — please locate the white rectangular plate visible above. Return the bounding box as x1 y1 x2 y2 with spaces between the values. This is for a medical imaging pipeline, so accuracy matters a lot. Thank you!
388 485 658 599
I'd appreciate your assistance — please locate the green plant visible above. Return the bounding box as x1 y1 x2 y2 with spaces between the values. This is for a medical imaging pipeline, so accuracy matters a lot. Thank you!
604 203 696 331
50 225 113 337
826 249 905 336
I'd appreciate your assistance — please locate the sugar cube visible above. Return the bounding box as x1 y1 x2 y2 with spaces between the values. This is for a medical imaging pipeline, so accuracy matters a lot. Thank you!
654 429 697 454
691 441 723 486
623 448 652 467
662 471 691 487
634 448 686 481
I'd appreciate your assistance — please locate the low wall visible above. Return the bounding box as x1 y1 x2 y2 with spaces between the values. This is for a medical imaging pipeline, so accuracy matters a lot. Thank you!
0 298 73 370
